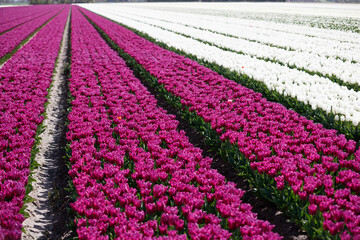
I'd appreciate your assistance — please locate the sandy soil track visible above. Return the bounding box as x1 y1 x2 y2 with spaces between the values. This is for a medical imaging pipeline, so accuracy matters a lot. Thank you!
22 9 71 240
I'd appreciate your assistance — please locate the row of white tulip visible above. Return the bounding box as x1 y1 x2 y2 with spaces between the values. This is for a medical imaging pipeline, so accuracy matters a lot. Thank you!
133 2 360 35
234 14 360 37
97 4 360 65
140 4 360 44
98 8 360 86
81 4 360 126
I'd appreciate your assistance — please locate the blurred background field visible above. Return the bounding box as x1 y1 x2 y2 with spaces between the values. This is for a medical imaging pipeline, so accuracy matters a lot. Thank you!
1 0 360 5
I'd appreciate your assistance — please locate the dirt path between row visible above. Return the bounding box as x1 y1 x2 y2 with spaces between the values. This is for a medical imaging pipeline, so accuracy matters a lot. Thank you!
22 9 71 240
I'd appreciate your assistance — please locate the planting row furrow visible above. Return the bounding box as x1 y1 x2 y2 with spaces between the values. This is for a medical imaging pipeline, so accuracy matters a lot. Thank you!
21 7 72 239
0 5 59 34
0 5 64 60
81 8 360 239
80 5 360 142
68 7 281 239
0 6 70 239
100 9 360 90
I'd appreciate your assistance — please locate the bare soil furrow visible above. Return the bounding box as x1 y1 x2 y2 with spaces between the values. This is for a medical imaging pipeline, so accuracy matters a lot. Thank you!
21 9 72 240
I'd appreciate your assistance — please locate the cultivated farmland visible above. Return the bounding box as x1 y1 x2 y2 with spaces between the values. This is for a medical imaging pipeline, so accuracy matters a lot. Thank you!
0 3 360 240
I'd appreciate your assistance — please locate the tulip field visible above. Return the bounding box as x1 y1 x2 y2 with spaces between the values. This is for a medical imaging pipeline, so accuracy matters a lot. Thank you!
1 3 360 240
0 5 70 239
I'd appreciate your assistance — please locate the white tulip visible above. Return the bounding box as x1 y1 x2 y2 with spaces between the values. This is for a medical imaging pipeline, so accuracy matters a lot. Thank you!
81 3 360 126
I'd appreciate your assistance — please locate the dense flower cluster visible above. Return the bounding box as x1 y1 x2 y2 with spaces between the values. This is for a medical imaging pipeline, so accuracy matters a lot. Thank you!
81 7 360 238
87 6 360 86
0 5 64 59
68 7 281 239
82 4 360 126
87 3 360 59
0 7 70 239
0 5 46 24
0 5 59 33
103 2 360 34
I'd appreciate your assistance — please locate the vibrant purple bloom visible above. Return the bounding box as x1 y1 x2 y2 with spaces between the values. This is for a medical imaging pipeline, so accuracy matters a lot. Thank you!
80 6 360 238
67 7 281 239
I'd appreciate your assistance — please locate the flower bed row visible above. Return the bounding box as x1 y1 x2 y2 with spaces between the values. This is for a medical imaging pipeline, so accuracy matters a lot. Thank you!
0 5 50 24
81 6 360 129
90 6 360 88
0 6 70 239
0 5 64 60
80 6 360 144
112 3 360 35
97 3 360 59
80 7 360 239
0 5 59 34
67 7 281 239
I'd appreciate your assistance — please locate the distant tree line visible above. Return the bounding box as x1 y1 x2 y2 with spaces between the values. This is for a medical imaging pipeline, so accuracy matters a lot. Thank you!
29 0 66 4
145 0 286 1
23 0 360 4
29 0 95 3
0 0 27 3
99 0 286 1
104 0 286 1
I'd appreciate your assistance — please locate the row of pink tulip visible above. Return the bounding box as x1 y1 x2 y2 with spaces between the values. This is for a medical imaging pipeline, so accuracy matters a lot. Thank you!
0 7 70 239
0 5 64 59
68 7 281 239
0 5 48 24
0 5 59 34
80 7 360 238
